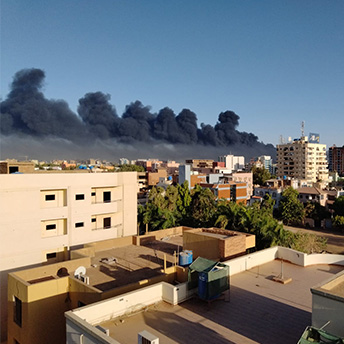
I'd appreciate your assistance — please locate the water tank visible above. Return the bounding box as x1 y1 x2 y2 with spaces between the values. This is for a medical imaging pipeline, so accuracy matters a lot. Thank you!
179 250 193 267
198 272 208 300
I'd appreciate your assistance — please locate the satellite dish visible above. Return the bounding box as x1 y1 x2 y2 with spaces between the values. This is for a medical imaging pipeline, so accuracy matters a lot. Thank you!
57 267 69 277
74 266 86 278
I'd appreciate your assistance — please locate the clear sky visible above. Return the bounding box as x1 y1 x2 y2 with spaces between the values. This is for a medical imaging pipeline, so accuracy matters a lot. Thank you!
1 0 343 148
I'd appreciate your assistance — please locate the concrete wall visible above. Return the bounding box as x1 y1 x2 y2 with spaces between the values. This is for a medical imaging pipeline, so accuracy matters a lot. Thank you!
65 281 194 344
7 258 93 344
223 246 344 277
0 172 137 341
183 230 220 260
312 292 344 337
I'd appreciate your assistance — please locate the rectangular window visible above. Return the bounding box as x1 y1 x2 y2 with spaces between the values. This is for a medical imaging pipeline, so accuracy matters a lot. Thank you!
75 194 85 200
75 222 84 228
91 218 96 223
9 166 19 174
13 297 22 327
103 191 111 203
45 194 55 201
91 192 96 197
103 217 111 229
46 224 56 230
46 252 57 259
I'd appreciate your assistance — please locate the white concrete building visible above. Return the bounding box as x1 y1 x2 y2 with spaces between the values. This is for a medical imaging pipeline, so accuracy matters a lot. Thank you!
218 155 245 172
0 172 137 342
276 136 328 184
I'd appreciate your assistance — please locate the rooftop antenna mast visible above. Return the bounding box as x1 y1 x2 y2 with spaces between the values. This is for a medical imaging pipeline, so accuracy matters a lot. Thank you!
301 121 305 138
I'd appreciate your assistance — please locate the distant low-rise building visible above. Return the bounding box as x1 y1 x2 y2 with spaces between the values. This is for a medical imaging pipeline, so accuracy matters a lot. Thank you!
0 160 35 174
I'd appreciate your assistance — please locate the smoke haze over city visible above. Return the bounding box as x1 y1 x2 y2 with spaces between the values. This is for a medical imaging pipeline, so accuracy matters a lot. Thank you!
0 68 275 160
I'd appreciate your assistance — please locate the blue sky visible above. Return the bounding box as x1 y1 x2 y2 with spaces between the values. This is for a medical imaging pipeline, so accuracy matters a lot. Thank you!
1 0 343 148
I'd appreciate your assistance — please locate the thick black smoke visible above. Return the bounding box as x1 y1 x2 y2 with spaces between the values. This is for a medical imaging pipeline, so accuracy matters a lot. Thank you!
1 68 275 157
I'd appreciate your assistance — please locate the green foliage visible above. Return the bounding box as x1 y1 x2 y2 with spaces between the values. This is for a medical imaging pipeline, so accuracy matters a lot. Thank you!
117 164 145 172
189 185 216 227
333 196 344 217
252 166 271 186
176 181 192 218
260 194 275 216
304 201 329 223
278 187 304 225
333 215 344 231
290 232 327 254
138 182 327 253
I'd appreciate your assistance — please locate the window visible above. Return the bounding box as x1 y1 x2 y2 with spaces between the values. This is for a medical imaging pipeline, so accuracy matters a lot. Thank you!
75 222 84 228
103 191 111 203
46 224 56 230
46 252 57 259
9 166 19 174
75 194 85 200
103 217 111 229
45 194 55 201
13 297 22 327
91 192 96 197
91 218 96 223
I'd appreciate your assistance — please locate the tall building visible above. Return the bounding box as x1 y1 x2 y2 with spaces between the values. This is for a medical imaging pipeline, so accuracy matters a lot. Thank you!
329 145 344 176
0 172 137 342
258 155 273 173
276 135 329 183
218 155 245 172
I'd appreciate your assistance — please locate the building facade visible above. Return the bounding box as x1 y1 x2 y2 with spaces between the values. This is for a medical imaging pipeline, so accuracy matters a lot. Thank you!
218 155 245 172
0 172 137 342
329 145 344 176
276 136 328 183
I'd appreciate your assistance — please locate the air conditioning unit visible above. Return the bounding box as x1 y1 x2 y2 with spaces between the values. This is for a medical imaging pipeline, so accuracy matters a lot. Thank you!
95 325 110 336
80 274 90 285
138 330 159 344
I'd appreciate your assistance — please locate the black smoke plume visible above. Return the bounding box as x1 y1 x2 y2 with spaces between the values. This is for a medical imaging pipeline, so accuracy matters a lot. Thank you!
1 68 275 159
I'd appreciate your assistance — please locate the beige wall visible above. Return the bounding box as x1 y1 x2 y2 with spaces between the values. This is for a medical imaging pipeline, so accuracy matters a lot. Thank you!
0 172 137 342
183 230 220 260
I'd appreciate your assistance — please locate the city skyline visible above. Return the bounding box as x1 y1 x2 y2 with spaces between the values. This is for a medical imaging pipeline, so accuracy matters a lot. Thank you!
1 1 343 151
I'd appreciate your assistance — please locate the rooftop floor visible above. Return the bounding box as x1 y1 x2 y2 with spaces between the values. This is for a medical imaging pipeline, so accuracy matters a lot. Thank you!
85 236 183 291
99 260 344 344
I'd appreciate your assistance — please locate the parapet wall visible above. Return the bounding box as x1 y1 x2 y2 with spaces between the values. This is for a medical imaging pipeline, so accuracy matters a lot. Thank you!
224 246 344 276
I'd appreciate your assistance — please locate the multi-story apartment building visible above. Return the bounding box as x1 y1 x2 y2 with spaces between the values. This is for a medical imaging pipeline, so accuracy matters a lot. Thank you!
276 136 329 183
200 181 248 204
218 154 245 172
329 145 344 176
0 172 137 342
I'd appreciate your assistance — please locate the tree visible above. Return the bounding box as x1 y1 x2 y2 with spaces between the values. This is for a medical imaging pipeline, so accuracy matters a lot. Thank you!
260 194 275 216
252 166 271 186
176 181 192 221
333 215 344 231
117 164 145 172
333 196 344 217
189 184 216 227
278 187 304 225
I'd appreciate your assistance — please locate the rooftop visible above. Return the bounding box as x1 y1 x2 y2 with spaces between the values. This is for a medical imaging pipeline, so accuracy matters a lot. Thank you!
90 260 344 344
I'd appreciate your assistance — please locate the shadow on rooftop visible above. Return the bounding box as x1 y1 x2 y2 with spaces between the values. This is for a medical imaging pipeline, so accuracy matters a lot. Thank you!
142 240 182 255
142 309 235 344
94 265 163 291
179 286 311 344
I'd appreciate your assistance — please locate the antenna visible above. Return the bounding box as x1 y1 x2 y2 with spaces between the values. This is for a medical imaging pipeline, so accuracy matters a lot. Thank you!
301 121 305 138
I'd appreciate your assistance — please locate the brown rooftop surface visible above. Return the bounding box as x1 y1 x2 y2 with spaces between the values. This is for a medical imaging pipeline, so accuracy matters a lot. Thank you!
85 237 182 291
100 260 344 344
